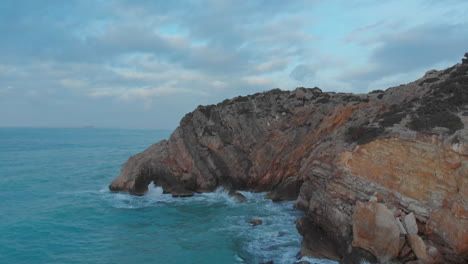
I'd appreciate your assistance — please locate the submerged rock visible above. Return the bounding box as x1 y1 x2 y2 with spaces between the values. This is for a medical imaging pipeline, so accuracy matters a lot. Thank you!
230 192 247 202
250 219 263 226
171 189 194 198
110 59 468 263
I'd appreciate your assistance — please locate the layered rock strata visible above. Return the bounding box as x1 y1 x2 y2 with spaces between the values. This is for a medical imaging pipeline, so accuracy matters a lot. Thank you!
110 61 468 263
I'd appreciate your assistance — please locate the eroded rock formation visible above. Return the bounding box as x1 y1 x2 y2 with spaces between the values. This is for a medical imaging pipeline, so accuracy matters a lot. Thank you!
110 61 468 263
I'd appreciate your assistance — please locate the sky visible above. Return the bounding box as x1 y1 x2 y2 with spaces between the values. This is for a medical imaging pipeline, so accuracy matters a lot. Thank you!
1 0 467 129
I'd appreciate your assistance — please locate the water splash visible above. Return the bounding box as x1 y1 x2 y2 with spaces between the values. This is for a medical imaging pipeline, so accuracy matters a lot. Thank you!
145 181 163 196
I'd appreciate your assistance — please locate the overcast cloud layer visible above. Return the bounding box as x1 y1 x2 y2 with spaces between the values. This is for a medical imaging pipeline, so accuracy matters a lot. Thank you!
1 0 467 129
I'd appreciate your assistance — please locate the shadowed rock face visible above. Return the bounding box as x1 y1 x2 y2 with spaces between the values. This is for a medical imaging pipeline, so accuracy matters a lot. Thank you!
110 63 468 263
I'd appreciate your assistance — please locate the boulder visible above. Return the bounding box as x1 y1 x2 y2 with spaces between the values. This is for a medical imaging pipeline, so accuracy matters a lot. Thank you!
352 202 401 262
230 192 247 202
250 219 263 226
402 212 418 235
407 235 429 263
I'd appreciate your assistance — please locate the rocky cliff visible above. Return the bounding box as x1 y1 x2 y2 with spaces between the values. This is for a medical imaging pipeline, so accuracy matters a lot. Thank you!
110 60 468 263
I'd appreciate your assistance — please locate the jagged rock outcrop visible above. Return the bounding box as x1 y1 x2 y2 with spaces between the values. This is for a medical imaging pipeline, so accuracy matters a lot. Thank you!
110 61 468 263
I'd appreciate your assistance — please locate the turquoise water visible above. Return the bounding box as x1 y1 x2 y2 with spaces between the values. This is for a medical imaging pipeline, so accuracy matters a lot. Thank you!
0 128 334 264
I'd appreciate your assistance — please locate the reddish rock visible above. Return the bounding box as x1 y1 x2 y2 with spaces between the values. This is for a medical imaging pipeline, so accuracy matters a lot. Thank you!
408 235 429 262
426 206 468 259
352 202 401 262
399 243 412 258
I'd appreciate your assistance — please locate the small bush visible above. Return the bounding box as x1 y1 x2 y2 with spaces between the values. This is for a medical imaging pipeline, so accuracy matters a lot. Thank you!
369 89 384 94
316 94 330 104
232 96 249 103
419 77 440 86
346 125 385 145
408 112 463 134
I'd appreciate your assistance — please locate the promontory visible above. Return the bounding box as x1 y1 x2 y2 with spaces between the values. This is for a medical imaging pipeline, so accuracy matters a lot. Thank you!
110 57 468 263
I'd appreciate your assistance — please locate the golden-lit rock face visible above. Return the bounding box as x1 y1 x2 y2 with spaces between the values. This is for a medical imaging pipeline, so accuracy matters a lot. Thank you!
339 137 464 204
340 136 468 257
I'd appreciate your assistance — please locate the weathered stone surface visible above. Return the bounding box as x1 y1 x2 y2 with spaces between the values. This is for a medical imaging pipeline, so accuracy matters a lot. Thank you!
352 202 401 262
427 245 443 264
110 61 468 263
403 213 419 235
399 243 412 258
426 204 468 259
408 235 429 262
396 218 408 235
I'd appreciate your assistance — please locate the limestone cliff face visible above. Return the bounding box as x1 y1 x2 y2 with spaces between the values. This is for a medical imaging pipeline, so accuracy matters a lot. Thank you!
110 62 468 263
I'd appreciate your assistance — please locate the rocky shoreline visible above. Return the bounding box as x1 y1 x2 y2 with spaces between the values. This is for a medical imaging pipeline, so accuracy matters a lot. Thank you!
110 58 467 263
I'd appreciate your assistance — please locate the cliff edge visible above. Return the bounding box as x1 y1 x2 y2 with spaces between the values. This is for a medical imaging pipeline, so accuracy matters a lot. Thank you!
110 59 468 263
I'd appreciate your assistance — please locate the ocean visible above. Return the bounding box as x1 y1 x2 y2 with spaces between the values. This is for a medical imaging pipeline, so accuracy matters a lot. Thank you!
0 128 336 264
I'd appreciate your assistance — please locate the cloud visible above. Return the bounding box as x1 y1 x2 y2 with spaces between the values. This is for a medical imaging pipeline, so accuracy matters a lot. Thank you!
59 79 88 89
26 90 38 97
0 86 14 96
345 22 383 43
1 0 467 128
256 58 291 73
340 23 468 89
89 86 206 101
371 24 468 71
289 64 316 83
242 76 273 86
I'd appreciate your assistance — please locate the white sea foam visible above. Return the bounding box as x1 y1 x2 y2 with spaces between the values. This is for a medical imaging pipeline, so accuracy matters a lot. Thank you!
145 181 163 196
297 256 338 264
102 182 340 264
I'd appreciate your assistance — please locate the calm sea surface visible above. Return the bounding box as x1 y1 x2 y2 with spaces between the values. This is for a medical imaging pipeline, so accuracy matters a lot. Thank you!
0 128 335 264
